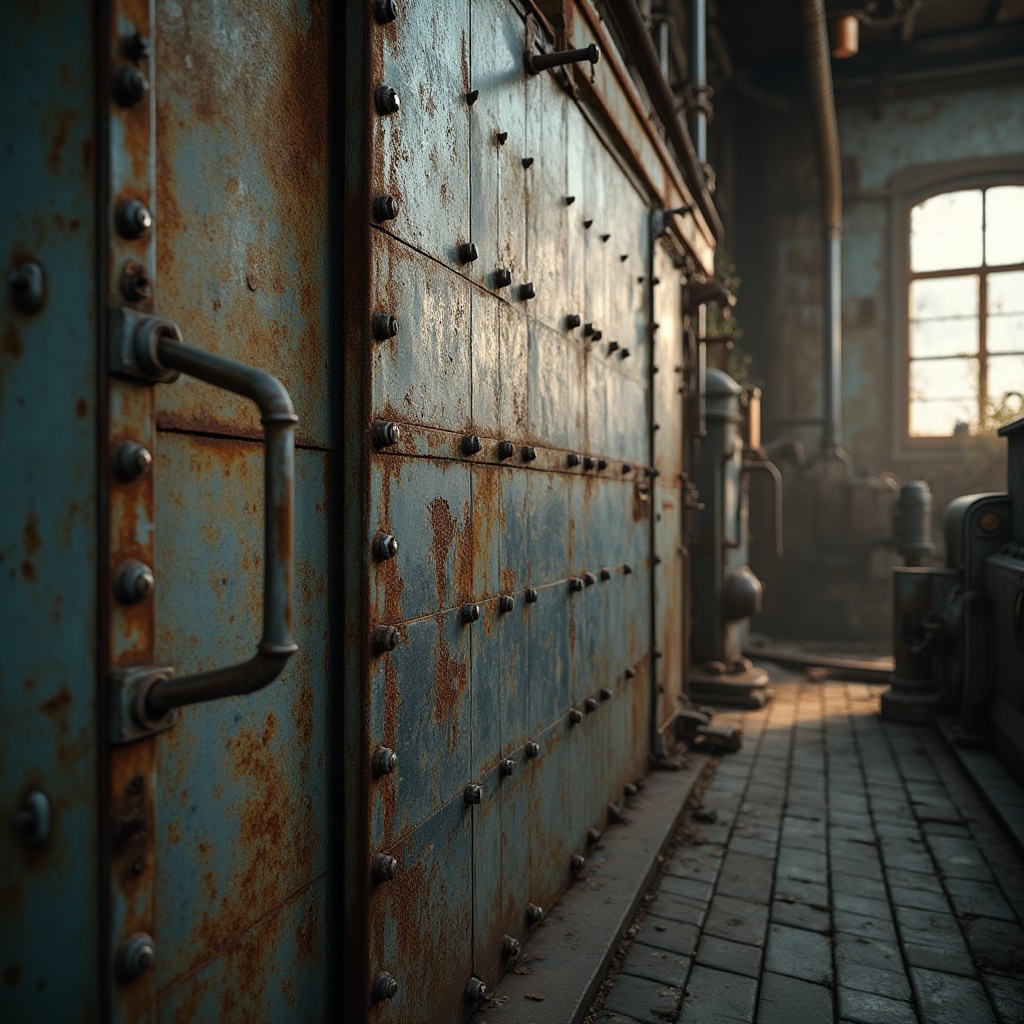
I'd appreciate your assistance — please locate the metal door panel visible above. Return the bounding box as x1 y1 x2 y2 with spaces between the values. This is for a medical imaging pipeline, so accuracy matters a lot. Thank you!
472 598 505 777
582 131 609 335
586 349 610 456
471 763 506 989
498 745 538 949
469 0 526 292
156 878 327 1024
499 464 530 593
473 464 502 603
525 62 568 331
370 607 472 844
564 104 588 323
528 320 578 448
153 435 328 993
370 0 471 271
653 248 685 481
370 455 472 623
371 233 472 432
0 2 99 1013
470 295 528 437
153 0 331 449
500 599 530 755
527 583 570 731
369 796 473 1024
526 470 568 586
654 501 685 726
621 376 649 465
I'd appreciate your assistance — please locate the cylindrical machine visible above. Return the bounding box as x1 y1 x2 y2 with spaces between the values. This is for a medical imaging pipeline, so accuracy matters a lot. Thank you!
894 480 935 567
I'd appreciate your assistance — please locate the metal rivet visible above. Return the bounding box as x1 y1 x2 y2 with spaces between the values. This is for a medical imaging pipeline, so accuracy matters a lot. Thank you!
6 261 45 314
653 555 662 565
372 313 400 340
494 267 512 288
372 853 399 884
566 195 576 205
599 686 613 700
584 457 596 471
499 757 517 778
372 625 400 656
521 445 537 462
568 708 583 724
525 741 540 758
583 571 596 587
653 364 660 373
461 434 482 456
465 88 479 105
464 784 482 806
373 533 399 561
571 853 586 876
117 932 155 982
497 439 514 459
12 790 50 848
584 697 597 712
600 233 611 242
587 826 602 845
524 587 538 603
120 260 151 303
115 560 155 604
373 0 399 23
583 322 595 336
653 648 663 659
461 603 480 624
458 242 479 265
526 902 544 923
637 275 645 284
499 594 515 613
116 199 153 239
620 348 631 359
496 130 508 145
568 452 581 467
372 419 400 448
597 459 608 471
114 66 149 106
569 577 583 593
607 341 619 355
599 568 611 581
624 782 638 798
620 253 629 262
592 330 603 342
465 977 487 1004
607 802 624 823
623 564 633 575
375 84 401 115
114 441 152 482
522 156 534 168
124 32 151 60
625 666 636 679
519 281 536 300
652 276 661 285
622 464 632 473
566 313 581 329
373 971 399 1002
372 747 398 777
502 935 521 958
373 194 399 222
583 219 593 229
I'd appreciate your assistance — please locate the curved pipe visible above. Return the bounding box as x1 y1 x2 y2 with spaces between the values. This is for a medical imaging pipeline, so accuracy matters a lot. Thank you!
801 0 845 460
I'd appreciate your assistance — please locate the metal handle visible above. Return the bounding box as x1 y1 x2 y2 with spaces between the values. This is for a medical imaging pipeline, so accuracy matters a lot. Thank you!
130 316 298 718
526 43 600 74
742 453 784 558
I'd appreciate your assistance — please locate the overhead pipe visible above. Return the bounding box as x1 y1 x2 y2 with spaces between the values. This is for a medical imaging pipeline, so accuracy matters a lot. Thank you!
606 0 724 243
689 0 708 163
801 0 851 469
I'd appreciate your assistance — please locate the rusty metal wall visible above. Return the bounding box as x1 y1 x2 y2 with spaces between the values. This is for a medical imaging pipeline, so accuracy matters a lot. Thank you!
356 2 701 1020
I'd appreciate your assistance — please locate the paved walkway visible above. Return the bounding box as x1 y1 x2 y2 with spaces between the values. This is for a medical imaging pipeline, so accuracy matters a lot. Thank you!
591 678 1024 1024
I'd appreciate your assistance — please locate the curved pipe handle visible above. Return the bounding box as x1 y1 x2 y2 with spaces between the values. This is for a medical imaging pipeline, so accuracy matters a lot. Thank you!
743 453 784 558
131 317 298 717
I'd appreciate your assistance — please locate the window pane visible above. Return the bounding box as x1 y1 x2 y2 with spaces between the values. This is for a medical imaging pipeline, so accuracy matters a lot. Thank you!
988 355 1024 410
988 270 1024 315
910 317 978 358
910 190 983 272
909 398 975 437
910 356 978 401
985 186 1024 266
910 275 978 320
989 314 1024 354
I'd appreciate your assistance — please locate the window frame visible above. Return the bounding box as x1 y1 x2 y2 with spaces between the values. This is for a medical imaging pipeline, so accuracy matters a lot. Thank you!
890 158 1024 455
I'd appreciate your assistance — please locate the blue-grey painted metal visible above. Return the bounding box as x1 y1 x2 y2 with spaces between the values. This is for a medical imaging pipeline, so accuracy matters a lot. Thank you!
0 4 100 1020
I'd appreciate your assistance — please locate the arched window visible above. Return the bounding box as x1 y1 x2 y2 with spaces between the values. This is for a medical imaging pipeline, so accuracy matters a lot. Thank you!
907 184 1024 438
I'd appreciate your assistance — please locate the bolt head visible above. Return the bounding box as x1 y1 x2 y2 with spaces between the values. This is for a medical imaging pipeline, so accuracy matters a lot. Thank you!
120 260 152 302
494 268 512 288
372 625 400 656
524 587 538 603
599 568 611 581
375 84 401 115
372 420 400 448
568 452 581 467
597 459 608 471
458 242 479 265
526 902 544 923
502 935 521 958
463 784 483 806
499 594 515 613
583 571 596 586
525 741 540 758
571 854 586 876
568 708 583 724
373 533 399 561
519 281 536 300
465 977 487 1004
496 440 514 459
114 441 153 481
372 747 398 777
587 827 602 845
117 933 155 981
372 853 399 884
566 313 581 329
461 603 480 624
372 313 400 340
600 686 613 700
116 199 153 239
114 65 149 106
373 194 399 222
584 697 597 713
623 564 633 575
115 559 155 604
461 434 482 456
625 666 636 679
521 445 537 462
373 971 399 1002
465 88 479 105
620 348 631 359
607 802 624 823
569 577 583 593
624 782 638 798
500 757 517 777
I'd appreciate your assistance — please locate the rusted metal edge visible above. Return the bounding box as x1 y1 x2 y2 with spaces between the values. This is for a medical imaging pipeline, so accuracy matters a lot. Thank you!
566 18 713 267
479 753 707 1023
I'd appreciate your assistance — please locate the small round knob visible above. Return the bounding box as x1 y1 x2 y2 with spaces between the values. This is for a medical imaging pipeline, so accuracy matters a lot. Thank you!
116 199 153 239
117 932 155 981
115 560 155 604
114 441 153 481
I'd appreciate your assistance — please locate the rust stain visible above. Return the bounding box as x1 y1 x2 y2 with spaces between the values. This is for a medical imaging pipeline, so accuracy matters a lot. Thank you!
75 398 88 419
45 108 78 175
41 686 71 721
427 496 456 610
2 324 24 360
432 614 467 738
20 561 36 582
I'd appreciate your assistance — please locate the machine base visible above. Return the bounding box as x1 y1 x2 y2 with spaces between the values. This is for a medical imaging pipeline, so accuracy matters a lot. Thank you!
689 661 773 708
880 677 942 724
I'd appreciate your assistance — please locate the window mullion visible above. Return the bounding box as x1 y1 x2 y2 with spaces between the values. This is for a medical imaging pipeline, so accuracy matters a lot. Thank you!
979 271 988 426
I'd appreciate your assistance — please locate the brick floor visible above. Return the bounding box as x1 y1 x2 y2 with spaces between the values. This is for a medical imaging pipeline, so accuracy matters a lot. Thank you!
590 677 1024 1022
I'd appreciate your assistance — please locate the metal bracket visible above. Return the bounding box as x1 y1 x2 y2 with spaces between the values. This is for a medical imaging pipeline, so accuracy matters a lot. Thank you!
109 665 178 744
108 305 181 383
